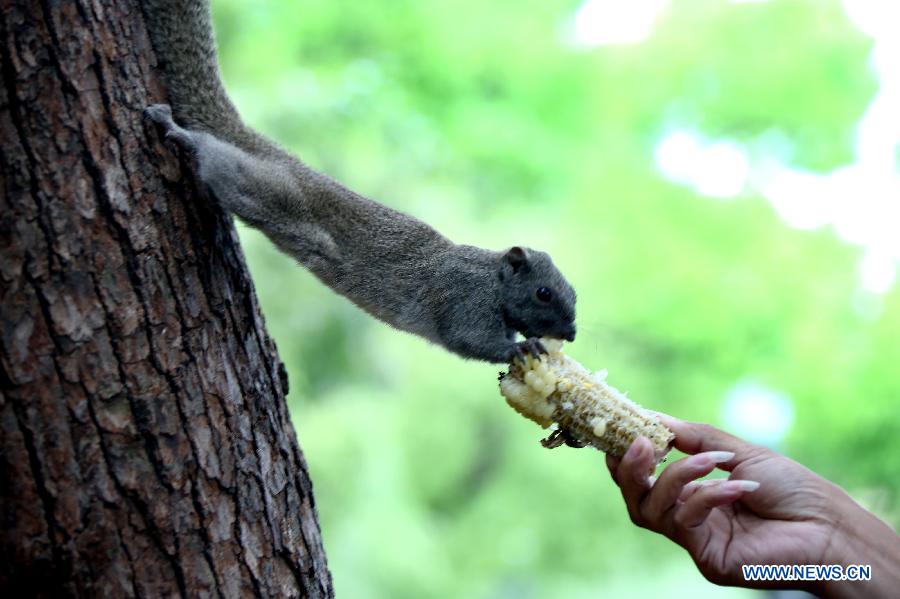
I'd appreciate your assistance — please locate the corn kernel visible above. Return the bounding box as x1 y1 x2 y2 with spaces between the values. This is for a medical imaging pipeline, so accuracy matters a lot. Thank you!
590 417 607 438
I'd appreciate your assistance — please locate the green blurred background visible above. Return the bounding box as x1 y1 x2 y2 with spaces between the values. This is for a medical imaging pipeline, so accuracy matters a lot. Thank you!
213 0 899 596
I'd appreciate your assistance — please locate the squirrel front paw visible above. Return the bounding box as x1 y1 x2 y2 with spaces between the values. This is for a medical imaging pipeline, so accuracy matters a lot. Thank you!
506 337 547 363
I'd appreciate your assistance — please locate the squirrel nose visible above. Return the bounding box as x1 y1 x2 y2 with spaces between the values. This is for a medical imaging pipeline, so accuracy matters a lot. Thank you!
563 325 576 342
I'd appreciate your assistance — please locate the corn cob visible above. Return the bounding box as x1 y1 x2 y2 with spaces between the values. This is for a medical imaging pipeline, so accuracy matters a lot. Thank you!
498 339 674 462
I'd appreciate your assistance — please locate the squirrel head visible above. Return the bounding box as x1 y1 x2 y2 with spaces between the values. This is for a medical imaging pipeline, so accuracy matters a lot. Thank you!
498 246 576 342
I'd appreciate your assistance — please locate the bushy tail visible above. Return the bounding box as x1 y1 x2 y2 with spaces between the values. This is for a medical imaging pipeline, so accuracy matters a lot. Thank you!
141 0 269 155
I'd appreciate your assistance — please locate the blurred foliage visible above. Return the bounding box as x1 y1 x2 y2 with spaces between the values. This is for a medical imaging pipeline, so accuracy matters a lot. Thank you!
213 0 896 596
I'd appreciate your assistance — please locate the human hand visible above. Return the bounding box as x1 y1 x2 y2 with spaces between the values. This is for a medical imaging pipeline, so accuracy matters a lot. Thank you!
606 416 899 596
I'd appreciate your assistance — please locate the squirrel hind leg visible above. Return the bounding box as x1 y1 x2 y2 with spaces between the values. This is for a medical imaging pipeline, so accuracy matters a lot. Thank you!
144 103 197 151
143 103 173 124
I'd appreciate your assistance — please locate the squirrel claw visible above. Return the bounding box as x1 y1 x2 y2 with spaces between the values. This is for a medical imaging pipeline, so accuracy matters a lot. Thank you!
509 345 526 363
522 337 547 359
507 337 546 363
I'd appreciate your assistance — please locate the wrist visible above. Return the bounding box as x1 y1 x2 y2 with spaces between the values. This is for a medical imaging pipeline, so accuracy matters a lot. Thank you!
818 487 900 598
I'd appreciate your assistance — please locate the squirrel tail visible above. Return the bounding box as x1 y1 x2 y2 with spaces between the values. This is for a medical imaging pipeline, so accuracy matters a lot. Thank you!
141 0 270 155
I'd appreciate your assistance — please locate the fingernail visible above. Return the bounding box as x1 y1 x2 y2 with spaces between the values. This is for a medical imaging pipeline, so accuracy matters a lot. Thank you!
725 480 760 492
699 478 726 487
681 480 699 493
657 414 679 426
706 451 735 464
627 439 652 486
623 437 644 461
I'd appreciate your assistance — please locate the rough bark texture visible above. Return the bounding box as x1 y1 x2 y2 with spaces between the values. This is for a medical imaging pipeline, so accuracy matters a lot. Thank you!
0 2 332 597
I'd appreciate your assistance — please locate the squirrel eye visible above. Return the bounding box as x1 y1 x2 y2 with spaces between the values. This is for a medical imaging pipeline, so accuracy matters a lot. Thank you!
536 286 552 303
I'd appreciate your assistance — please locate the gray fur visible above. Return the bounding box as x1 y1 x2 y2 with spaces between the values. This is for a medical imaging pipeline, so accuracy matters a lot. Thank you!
141 1 576 363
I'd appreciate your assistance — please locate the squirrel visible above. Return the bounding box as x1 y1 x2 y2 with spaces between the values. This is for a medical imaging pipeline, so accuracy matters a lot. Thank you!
140 0 576 363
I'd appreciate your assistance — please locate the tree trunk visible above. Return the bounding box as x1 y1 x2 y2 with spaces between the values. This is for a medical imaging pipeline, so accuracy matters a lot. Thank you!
0 2 332 597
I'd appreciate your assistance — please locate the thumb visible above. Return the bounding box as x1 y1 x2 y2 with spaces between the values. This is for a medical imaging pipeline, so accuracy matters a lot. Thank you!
658 415 758 469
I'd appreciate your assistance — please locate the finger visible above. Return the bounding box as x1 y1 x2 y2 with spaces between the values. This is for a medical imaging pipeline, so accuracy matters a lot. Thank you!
606 454 620 484
678 478 727 502
615 437 656 526
674 479 760 530
642 451 735 524
679 480 701 502
658 416 757 469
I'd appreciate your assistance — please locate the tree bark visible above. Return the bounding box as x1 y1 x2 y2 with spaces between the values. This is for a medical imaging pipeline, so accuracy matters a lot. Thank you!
0 2 332 597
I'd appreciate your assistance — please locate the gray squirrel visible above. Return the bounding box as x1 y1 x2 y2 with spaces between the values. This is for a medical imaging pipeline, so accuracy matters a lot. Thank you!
140 0 576 363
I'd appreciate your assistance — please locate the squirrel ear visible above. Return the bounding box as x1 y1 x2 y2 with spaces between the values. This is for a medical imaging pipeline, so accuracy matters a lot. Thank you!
503 246 530 274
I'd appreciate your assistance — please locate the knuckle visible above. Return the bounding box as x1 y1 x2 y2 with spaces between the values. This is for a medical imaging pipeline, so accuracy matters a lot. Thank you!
627 506 645 527
745 445 773 462
699 567 729 587
636 504 655 528
665 460 692 482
